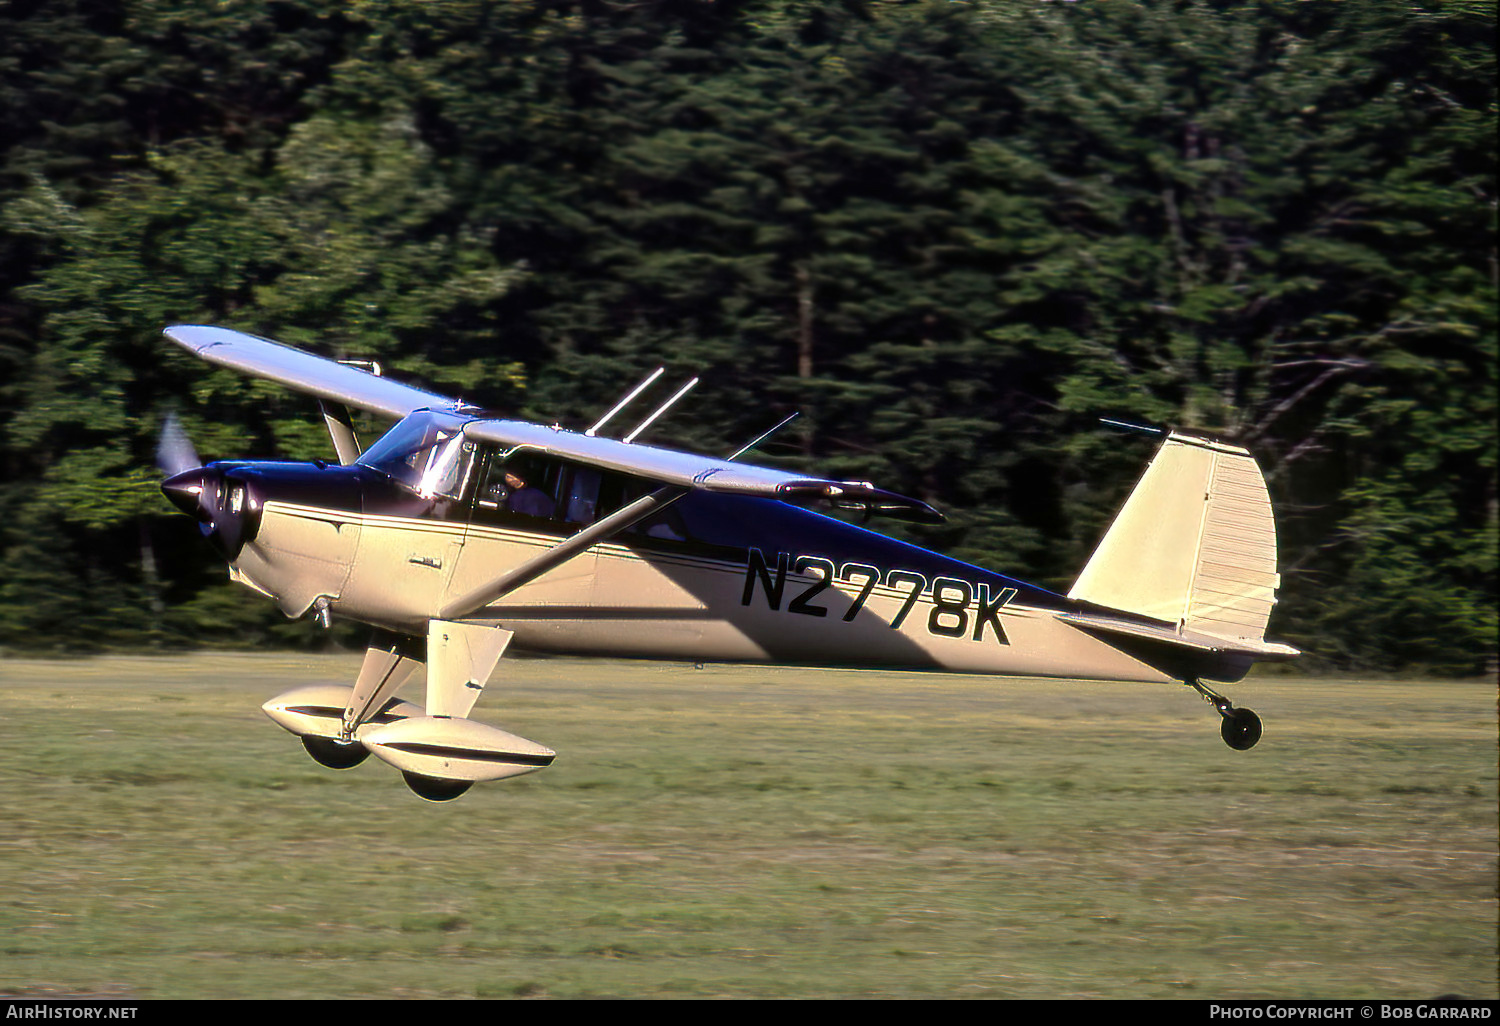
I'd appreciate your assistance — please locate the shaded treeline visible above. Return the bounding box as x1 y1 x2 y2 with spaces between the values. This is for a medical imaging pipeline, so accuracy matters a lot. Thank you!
0 0 1493 672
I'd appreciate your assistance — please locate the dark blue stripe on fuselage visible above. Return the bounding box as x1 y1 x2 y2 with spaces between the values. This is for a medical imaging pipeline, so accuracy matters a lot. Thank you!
669 491 1069 612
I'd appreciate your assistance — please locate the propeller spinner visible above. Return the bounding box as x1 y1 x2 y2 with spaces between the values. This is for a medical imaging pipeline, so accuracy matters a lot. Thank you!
158 414 256 560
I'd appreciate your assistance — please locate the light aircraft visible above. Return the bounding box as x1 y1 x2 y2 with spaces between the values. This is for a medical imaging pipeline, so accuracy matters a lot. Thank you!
158 325 1299 801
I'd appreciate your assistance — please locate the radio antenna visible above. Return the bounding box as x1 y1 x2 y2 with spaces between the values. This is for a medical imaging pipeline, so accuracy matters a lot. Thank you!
727 412 800 461
1098 417 1169 438
624 377 699 443
586 367 664 437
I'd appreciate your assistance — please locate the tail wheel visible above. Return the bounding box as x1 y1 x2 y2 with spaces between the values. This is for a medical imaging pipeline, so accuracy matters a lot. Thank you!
403 772 473 802
1187 678 1264 751
1220 708 1263 751
302 735 370 769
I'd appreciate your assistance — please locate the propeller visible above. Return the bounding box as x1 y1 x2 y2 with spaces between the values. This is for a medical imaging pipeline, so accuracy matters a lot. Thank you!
157 413 253 558
156 413 202 479
159 412 214 535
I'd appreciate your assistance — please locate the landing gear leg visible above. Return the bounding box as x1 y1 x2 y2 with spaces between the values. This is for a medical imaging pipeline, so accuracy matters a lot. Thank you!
1186 677 1262 751
295 634 422 772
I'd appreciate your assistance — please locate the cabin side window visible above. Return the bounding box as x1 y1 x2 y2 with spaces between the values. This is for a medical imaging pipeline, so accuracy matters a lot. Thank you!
473 452 559 522
468 449 700 547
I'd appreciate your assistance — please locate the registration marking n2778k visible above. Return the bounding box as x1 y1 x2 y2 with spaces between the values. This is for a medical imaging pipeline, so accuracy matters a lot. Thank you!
740 549 1015 644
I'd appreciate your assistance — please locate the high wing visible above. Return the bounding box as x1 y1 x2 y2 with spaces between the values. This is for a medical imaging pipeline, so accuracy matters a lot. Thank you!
165 325 942 523
460 418 941 522
165 324 470 420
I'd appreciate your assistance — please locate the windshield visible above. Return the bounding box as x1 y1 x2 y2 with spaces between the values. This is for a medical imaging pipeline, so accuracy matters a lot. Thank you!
356 410 476 498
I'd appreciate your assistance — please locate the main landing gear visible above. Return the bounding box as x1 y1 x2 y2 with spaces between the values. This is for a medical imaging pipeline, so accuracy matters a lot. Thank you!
301 733 472 801
302 734 370 770
401 772 473 803
1186 677 1263 751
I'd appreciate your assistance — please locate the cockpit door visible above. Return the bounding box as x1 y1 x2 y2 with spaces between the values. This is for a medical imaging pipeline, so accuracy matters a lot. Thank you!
408 432 479 606
340 420 480 626
446 448 602 620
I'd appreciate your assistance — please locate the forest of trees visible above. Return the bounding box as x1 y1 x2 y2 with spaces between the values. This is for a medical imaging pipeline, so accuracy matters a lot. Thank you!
0 0 1493 673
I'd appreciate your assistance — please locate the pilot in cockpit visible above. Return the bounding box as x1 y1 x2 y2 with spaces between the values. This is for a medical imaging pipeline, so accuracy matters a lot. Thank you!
498 466 554 518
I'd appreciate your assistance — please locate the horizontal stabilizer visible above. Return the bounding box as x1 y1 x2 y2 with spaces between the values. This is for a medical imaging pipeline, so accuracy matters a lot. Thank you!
1058 611 1300 661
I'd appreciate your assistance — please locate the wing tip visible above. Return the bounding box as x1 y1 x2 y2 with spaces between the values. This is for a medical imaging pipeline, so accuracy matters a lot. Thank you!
776 479 945 524
163 324 245 353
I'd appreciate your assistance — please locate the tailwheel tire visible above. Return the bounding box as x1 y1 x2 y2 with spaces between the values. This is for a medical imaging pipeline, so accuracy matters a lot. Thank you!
1221 708 1263 751
403 771 473 802
302 735 370 769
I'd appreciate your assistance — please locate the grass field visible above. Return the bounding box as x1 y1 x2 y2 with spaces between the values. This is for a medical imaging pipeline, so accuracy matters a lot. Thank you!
0 652 1494 1000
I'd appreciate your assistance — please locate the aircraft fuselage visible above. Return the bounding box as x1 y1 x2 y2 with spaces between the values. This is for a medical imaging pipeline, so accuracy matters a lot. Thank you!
187 456 1190 687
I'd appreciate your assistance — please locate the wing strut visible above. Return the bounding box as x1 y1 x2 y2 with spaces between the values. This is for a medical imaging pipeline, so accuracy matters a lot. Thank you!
440 485 688 620
319 401 363 464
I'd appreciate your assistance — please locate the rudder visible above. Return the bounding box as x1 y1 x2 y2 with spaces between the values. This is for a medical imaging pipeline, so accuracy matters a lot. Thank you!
1068 433 1280 644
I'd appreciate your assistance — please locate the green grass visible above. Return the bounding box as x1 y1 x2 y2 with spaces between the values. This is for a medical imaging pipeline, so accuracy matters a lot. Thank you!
0 653 1494 999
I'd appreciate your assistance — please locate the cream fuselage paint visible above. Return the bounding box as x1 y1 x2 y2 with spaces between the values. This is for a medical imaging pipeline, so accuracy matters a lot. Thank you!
234 500 1174 686
548 534 1174 683
231 501 361 618
331 510 599 636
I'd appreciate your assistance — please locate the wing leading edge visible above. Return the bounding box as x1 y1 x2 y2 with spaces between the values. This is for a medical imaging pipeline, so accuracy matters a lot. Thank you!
165 325 942 523
165 325 469 421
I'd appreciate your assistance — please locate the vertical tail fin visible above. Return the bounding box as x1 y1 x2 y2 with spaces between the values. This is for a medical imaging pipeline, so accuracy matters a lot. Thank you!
1068 432 1281 644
